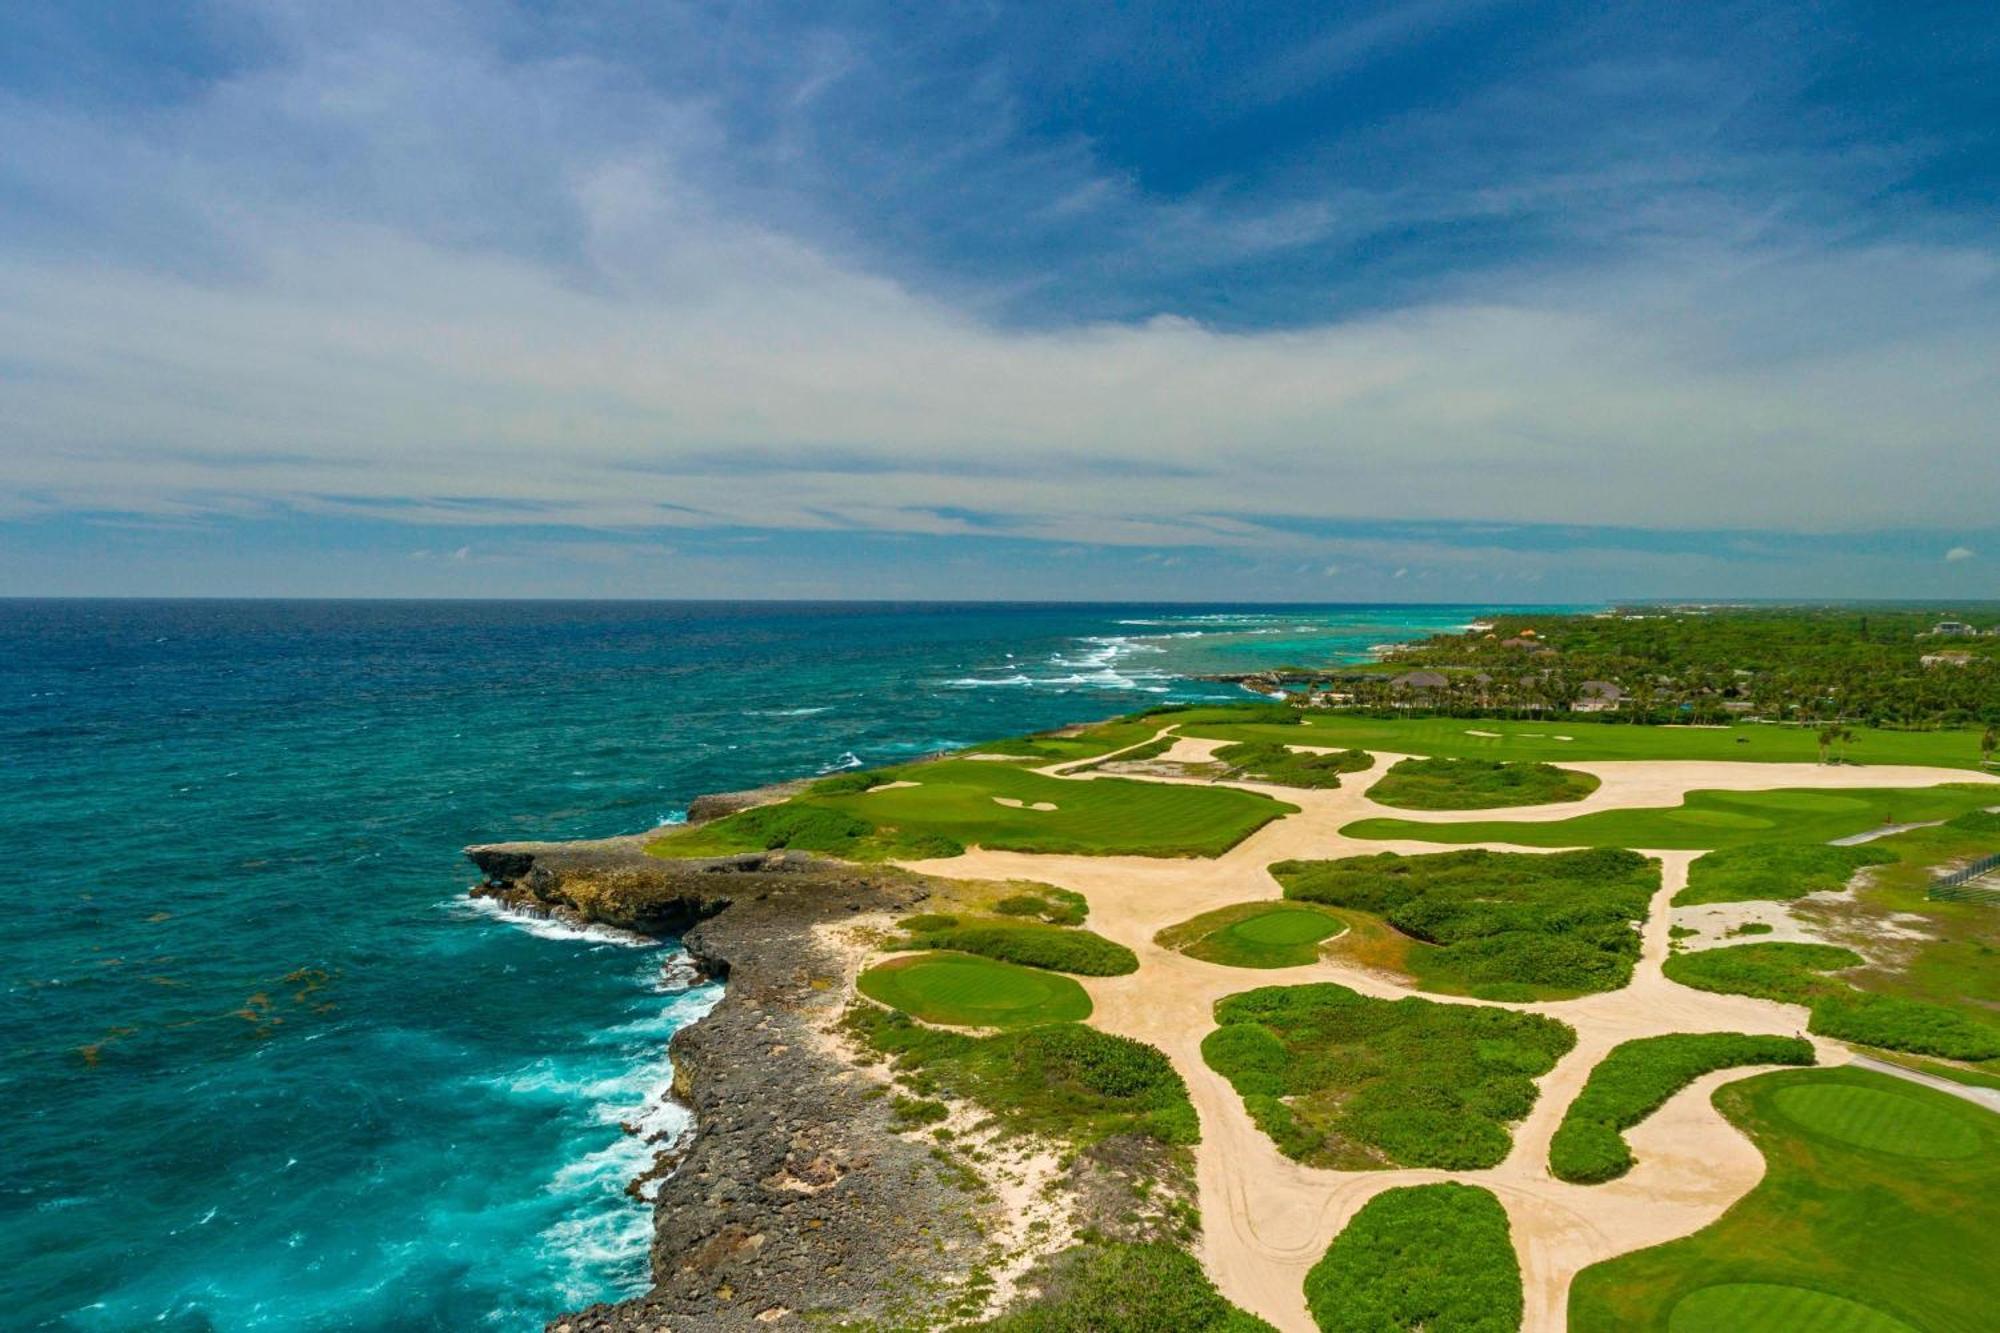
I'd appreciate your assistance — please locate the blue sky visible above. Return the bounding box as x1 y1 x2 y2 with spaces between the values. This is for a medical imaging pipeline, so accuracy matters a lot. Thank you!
1 0 1995 599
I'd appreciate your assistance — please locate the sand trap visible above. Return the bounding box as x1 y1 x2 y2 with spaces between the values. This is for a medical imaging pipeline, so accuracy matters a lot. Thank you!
993 796 1057 811
1466 729 1503 738
868 780 921 793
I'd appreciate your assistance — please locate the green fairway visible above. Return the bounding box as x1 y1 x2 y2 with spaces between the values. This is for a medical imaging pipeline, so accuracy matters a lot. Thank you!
1344 783 1998 849
1570 1067 2000 1333
1365 756 1601 810
1202 982 1574 1169
1168 711 1995 770
1305 1184 1521 1333
858 951 1093 1027
1155 902 1349 969
1770 1083 1981 1158
654 757 1295 860
1665 1285 1918 1333
1274 849 1656 1000
964 717 1165 762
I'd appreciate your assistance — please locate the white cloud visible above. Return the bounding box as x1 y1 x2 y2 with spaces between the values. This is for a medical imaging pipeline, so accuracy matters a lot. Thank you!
1 11 1997 551
1945 546 1975 562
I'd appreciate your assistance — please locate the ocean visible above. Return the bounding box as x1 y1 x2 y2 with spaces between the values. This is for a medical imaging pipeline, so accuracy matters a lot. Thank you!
0 600 1550 1330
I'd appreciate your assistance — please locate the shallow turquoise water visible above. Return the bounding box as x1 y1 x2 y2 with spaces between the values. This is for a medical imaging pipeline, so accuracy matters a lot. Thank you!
0 600 1540 1329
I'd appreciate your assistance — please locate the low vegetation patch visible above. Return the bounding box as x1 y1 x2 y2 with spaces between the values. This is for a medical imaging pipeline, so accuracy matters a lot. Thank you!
1274 848 1657 1000
978 1241 1275 1332
1155 902 1349 969
1548 1033 1816 1183
1663 943 2000 1061
844 1003 1198 1148
1674 843 1895 906
1202 982 1575 1169
891 919 1138 976
650 798 966 861
1366 756 1600 810
1570 1067 1999 1332
1343 784 1999 850
858 952 1094 1028
1304 1183 1522 1333
968 718 1165 763
1214 741 1373 789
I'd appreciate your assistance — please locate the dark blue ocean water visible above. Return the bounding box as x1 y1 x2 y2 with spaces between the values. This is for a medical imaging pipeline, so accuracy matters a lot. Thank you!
0 600 1536 1331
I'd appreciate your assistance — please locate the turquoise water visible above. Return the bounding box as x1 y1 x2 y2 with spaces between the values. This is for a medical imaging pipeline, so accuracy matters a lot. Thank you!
0 600 1542 1330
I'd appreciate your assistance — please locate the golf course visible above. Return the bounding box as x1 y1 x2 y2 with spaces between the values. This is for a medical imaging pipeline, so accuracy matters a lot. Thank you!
682 699 1997 1331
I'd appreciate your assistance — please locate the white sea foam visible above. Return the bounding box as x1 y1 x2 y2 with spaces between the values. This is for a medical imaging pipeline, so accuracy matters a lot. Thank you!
817 750 863 773
455 895 657 949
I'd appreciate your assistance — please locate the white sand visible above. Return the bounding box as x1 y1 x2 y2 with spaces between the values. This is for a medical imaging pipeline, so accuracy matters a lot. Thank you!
992 796 1057 811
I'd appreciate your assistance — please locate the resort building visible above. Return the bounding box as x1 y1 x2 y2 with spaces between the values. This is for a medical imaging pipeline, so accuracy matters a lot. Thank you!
1573 680 1625 712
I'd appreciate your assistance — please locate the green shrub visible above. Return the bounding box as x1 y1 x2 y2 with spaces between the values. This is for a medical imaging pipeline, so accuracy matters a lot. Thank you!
1202 983 1574 1169
1663 942 2000 1060
1675 843 1895 906
897 913 959 932
811 771 886 796
1809 992 2000 1061
896 921 1140 976
1275 848 1656 1000
890 1095 950 1130
1215 741 1372 789
1548 1033 1815 1183
996 894 1053 916
1663 942 1863 1006
980 1241 1275 1331
1944 808 2000 835
845 1004 1198 1148
1367 757 1600 810
1304 1184 1521 1333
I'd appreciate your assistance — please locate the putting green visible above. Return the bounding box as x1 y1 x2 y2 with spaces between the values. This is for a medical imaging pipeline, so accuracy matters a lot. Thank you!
1667 1284 1917 1333
1772 1084 1982 1159
1156 902 1349 969
857 951 1091 1027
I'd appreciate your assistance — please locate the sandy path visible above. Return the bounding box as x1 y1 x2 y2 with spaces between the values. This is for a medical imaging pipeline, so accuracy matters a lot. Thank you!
894 749 1990 1331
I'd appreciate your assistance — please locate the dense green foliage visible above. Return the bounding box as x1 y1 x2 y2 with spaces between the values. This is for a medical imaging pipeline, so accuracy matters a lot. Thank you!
1370 606 2000 728
1274 848 1656 999
1155 902 1349 969
1366 756 1600 810
654 757 1294 860
1170 709 1994 770
1345 783 1999 850
1548 1034 1816 1183
857 952 1094 1027
1304 1184 1522 1333
978 1242 1275 1332
1570 1067 2000 1333
1663 943 2000 1060
1674 843 1896 905
1202 983 1575 1169
892 919 1138 976
1214 740 1373 788
992 887 1089 924
844 1003 1199 1148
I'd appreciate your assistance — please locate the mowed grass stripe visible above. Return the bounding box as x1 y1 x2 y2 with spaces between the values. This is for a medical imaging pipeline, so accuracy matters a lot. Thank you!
1667 1284 1918 1333
1157 902 1351 969
1771 1084 1981 1159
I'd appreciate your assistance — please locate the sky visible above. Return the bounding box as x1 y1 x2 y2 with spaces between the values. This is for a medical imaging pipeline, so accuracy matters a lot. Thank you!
1 0 1996 601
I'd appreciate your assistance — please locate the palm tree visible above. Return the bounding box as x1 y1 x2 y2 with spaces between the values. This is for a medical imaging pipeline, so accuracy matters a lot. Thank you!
1817 725 1853 765
1982 725 1997 768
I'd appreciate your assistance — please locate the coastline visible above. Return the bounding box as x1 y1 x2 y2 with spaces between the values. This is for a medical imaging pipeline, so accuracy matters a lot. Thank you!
467 834 994 1330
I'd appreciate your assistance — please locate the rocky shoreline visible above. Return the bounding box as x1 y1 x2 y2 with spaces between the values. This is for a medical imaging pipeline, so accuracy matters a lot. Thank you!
465 832 993 1331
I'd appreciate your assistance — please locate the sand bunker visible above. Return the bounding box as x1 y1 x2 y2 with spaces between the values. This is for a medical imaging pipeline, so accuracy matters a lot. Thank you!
868 780 921 793
992 796 1057 811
